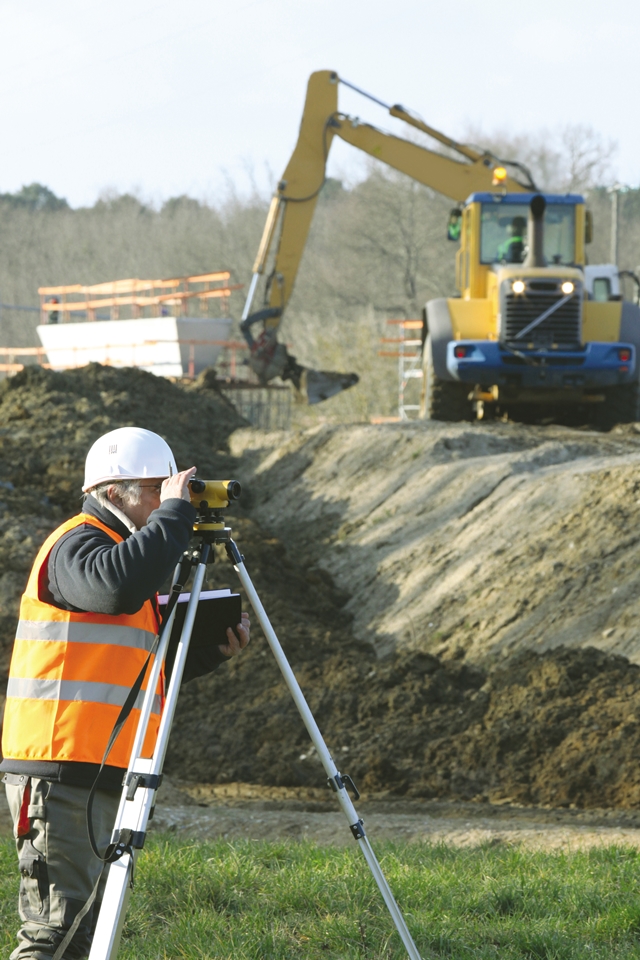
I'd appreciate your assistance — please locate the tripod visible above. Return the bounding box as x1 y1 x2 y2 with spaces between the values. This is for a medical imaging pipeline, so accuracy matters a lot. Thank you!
87 506 422 960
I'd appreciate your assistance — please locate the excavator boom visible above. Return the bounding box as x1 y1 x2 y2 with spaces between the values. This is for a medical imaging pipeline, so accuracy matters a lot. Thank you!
242 69 529 402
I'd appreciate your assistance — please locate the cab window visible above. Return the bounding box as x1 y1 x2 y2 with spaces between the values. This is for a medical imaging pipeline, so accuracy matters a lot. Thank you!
592 278 611 302
480 203 576 266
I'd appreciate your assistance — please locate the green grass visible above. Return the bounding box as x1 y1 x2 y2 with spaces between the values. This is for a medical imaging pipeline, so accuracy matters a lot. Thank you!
3 837 640 958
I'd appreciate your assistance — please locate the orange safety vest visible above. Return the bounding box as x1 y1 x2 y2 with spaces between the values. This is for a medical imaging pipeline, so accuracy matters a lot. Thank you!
2 513 162 768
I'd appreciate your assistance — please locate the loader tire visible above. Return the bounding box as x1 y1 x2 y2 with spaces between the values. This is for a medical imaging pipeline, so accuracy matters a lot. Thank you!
594 381 640 430
419 334 472 421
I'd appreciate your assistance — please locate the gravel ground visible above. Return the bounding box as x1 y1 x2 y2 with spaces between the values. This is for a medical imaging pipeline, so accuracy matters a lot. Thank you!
4 781 640 851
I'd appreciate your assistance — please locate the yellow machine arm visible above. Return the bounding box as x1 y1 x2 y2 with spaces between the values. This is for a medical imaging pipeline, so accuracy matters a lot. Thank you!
241 69 532 402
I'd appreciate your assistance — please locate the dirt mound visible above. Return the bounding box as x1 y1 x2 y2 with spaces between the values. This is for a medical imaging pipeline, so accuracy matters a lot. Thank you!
0 363 245 678
0 363 243 507
348 643 640 809
166 515 640 809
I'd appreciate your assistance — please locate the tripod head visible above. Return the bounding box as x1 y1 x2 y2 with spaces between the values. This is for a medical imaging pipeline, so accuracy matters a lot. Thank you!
188 478 241 542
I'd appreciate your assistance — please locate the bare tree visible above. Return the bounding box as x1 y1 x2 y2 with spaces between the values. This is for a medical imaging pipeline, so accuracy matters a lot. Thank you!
561 125 617 192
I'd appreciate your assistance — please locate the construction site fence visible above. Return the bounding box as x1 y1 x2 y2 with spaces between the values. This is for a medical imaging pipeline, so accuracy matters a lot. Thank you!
0 346 50 374
221 383 292 431
38 271 242 323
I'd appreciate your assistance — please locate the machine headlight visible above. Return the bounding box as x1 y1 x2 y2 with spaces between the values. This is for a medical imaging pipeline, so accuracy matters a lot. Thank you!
561 281 575 295
512 280 526 294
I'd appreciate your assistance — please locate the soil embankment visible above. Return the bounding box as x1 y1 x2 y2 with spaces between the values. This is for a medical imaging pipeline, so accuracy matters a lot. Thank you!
2 367 640 814
231 422 640 664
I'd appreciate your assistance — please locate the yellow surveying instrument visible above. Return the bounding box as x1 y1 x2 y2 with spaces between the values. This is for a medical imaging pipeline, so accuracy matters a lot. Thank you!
73 479 421 960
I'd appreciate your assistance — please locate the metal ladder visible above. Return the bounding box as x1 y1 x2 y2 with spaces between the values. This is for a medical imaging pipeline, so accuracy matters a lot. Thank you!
379 319 423 420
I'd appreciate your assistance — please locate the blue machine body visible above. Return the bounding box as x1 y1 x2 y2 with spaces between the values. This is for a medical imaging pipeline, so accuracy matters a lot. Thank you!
446 341 635 390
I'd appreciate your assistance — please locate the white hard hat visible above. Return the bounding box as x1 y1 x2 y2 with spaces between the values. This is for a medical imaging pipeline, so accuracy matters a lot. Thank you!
83 427 178 492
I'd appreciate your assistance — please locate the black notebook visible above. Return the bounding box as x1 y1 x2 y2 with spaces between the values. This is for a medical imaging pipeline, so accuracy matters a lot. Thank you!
158 589 242 683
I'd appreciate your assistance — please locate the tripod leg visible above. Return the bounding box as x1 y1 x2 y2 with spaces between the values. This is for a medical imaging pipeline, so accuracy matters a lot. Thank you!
227 541 422 960
89 547 211 960
87 853 135 960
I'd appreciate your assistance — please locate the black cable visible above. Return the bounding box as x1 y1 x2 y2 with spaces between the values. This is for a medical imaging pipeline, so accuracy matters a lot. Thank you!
338 76 391 110
53 561 191 959
499 158 539 192
463 141 538 192
85 557 190 860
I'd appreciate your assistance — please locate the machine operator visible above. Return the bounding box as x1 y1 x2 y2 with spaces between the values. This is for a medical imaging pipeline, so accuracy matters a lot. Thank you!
1 427 251 959
496 215 527 263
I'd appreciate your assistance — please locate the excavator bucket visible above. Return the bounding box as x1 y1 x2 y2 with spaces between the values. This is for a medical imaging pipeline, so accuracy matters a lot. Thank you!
243 321 359 405
299 368 360 405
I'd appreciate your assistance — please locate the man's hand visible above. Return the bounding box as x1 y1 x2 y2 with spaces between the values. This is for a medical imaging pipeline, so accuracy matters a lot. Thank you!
160 466 197 503
219 612 251 658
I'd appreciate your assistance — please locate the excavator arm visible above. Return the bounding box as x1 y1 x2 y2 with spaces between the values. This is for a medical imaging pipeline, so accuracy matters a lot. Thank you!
242 69 531 403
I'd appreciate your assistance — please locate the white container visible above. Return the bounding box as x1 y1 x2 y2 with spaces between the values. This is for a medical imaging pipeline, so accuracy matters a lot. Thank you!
37 316 233 378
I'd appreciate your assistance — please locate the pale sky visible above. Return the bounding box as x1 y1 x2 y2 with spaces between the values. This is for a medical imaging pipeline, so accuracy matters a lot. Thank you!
1 0 639 207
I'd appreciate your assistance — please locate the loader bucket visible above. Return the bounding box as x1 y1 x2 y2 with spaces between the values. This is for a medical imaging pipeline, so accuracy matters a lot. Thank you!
299 368 360 404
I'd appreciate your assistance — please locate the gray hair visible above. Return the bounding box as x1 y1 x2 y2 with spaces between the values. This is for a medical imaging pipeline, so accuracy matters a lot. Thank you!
89 479 142 508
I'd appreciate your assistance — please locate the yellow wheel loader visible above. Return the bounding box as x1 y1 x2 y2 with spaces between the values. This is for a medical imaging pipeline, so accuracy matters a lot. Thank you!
243 70 640 423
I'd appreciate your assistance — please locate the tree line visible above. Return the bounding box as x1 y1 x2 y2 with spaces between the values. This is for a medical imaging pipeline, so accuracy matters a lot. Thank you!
0 124 638 421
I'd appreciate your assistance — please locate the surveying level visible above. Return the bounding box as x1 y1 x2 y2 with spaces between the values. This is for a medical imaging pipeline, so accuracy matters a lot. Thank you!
84 481 421 960
189 476 242 510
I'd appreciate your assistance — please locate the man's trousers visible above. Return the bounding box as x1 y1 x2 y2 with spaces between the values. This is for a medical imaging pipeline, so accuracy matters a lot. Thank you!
4 774 119 960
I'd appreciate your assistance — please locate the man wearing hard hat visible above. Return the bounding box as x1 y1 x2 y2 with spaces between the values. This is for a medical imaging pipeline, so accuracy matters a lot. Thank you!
0 427 250 959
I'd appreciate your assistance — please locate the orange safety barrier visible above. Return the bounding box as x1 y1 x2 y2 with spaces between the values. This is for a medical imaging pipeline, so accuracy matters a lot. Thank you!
385 319 423 329
39 272 243 324
0 346 50 373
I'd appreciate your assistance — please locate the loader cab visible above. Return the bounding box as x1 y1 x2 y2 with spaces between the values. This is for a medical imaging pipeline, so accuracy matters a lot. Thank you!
455 192 587 301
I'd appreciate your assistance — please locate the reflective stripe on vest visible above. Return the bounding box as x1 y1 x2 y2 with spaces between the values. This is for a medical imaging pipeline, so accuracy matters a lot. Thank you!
1 512 162 767
6 677 161 714
15 619 157 650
